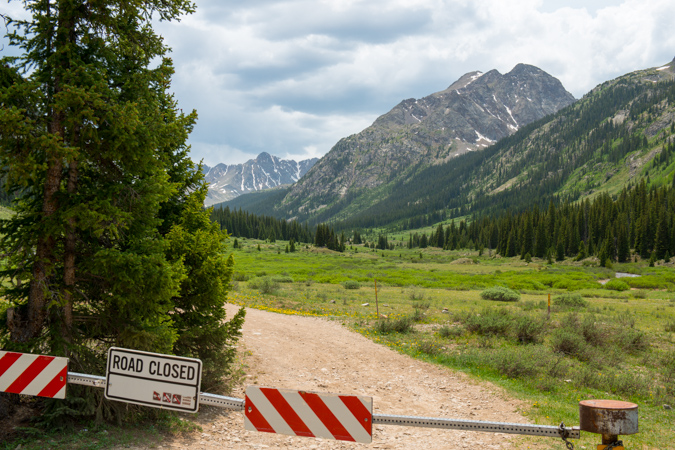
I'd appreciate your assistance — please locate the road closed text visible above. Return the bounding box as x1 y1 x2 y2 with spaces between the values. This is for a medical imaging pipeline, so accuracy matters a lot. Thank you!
111 354 197 381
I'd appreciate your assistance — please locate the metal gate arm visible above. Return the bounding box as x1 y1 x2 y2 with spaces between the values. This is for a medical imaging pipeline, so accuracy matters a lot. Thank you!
372 414 580 438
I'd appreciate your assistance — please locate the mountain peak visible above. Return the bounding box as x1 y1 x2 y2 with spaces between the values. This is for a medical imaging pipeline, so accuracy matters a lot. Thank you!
204 153 318 206
273 63 576 223
256 152 273 162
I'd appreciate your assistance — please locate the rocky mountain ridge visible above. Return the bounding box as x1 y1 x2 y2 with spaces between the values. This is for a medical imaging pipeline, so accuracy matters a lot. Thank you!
203 152 318 206
272 64 576 222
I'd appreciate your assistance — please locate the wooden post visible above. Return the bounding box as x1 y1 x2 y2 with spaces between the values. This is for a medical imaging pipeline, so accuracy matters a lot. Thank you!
375 278 379 320
547 293 551 320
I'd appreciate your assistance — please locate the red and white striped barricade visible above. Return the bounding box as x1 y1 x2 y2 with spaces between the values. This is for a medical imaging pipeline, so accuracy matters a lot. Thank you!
244 386 373 443
0 351 68 399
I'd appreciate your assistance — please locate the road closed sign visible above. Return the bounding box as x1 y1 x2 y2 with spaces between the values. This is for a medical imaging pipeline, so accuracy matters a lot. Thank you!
105 347 202 413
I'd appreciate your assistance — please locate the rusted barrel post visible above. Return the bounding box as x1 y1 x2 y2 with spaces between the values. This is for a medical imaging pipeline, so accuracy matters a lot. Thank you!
579 400 638 449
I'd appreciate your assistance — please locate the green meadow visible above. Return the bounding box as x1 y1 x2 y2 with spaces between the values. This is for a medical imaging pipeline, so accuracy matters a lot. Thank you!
230 238 675 449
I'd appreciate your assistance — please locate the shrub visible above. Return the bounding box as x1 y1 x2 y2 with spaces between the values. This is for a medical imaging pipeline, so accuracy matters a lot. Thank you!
438 325 464 338
342 280 361 290
519 300 546 311
249 276 280 294
616 328 648 353
553 293 589 309
662 350 675 383
490 348 542 379
412 301 431 310
417 341 443 356
271 275 293 283
577 315 604 347
512 315 545 344
605 279 630 291
463 308 512 337
411 308 425 322
232 272 249 281
631 290 648 299
551 328 592 361
408 287 425 300
374 316 414 334
480 286 520 302
665 320 675 333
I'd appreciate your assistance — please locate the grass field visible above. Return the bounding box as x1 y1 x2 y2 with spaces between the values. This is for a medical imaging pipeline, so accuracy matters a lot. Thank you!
230 238 675 449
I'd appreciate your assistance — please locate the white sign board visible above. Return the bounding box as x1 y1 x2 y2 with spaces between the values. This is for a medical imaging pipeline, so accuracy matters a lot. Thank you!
105 347 202 413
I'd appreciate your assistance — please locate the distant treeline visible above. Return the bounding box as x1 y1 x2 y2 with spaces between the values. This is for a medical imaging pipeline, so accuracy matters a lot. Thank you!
407 179 675 264
210 206 314 243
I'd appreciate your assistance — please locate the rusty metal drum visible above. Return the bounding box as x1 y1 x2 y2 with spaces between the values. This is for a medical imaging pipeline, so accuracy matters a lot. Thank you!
579 400 638 437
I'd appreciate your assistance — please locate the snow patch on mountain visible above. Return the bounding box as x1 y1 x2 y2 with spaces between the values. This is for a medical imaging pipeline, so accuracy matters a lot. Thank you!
203 152 318 206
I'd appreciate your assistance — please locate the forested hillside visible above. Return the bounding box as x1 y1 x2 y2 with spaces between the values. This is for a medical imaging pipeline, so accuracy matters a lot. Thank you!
403 180 675 265
338 63 675 230
220 60 675 235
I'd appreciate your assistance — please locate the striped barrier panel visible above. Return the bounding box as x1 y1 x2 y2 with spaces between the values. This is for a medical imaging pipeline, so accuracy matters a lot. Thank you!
0 351 68 399
244 386 373 443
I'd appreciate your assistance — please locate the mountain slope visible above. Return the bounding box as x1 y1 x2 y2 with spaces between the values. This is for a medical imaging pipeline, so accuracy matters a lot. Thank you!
203 152 317 206
254 64 574 222
335 57 675 230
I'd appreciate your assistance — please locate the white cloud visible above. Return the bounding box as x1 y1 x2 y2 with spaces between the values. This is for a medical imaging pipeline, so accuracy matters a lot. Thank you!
4 0 674 165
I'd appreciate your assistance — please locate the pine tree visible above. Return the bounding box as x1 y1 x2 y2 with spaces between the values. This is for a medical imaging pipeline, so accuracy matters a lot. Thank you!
0 0 244 404
617 221 630 263
534 220 547 258
435 223 445 248
655 210 670 259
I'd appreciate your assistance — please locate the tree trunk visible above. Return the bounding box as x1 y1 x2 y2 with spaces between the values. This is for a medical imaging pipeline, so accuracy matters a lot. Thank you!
63 157 78 345
22 147 62 342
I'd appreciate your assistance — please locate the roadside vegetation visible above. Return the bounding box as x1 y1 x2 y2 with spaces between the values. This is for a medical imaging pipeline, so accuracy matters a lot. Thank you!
227 239 675 449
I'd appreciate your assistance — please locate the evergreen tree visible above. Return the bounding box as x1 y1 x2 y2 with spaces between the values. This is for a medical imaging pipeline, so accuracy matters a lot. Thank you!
617 221 630 263
556 236 565 261
576 241 587 261
655 210 670 259
0 0 244 406
434 223 445 248
521 214 533 257
534 220 547 258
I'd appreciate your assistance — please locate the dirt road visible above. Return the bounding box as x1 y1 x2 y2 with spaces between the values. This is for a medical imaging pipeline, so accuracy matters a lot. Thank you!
165 306 535 449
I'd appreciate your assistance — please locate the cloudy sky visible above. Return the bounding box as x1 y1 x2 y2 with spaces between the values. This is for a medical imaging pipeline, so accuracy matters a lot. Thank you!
4 1 675 166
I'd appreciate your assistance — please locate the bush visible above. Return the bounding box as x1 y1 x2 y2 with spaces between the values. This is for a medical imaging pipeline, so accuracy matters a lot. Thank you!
463 308 512 337
490 347 542 379
271 275 293 283
480 286 520 302
342 280 361 290
512 315 545 344
519 300 546 311
412 301 431 310
374 316 414 334
665 320 675 333
408 287 425 300
553 293 589 309
616 328 648 353
411 308 425 322
605 279 630 291
631 290 648 299
417 341 443 355
551 329 593 361
249 276 280 294
438 325 464 338
232 272 249 281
